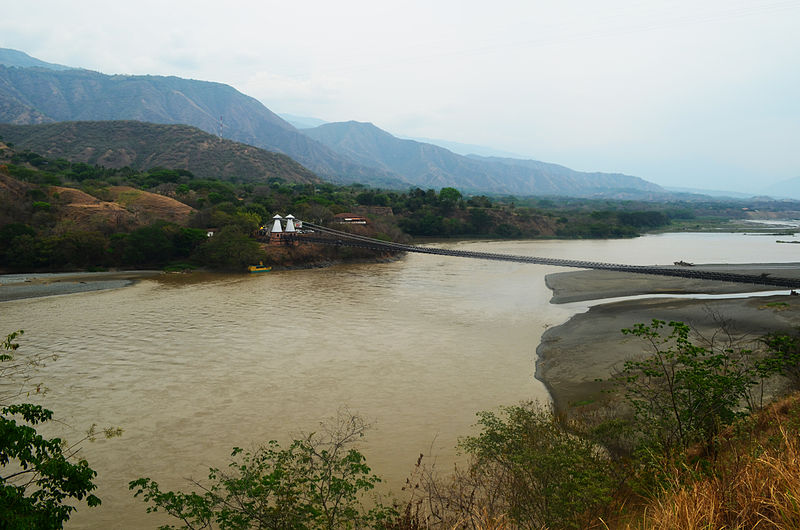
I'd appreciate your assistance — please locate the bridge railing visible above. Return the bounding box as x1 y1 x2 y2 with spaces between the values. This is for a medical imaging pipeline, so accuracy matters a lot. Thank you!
288 221 800 289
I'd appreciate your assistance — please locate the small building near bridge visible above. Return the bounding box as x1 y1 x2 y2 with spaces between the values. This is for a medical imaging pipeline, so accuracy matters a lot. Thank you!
333 213 367 225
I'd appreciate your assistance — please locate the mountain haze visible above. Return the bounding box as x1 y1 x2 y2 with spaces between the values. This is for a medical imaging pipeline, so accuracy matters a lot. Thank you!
0 121 321 184
0 59 403 186
304 121 664 197
1 48 665 197
763 177 800 200
0 48 72 71
279 113 329 129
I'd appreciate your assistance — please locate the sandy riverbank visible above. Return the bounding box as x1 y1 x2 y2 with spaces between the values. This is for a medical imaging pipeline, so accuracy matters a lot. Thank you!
0 270 162 302
538 264 800 412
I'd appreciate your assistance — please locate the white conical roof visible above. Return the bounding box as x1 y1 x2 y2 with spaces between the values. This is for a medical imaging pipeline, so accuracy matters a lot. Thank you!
285 214 296 219
272 214 283 219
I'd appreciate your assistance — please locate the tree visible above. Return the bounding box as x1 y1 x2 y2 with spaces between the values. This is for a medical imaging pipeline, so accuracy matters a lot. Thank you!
0 331 112 528
437 188 462 213
437 187 462 204
192 225 264 270
761 332 800 390
611 320 760 456
458 402 615 529
130 412 396 529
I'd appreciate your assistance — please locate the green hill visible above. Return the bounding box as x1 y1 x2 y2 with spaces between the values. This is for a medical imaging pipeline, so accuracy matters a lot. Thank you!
0 121 321 184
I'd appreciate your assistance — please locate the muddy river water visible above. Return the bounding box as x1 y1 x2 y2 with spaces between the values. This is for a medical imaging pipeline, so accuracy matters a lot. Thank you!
2 232 799 528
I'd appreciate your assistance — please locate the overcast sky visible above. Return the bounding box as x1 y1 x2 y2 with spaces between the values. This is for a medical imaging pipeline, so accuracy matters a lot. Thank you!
2 0 799 192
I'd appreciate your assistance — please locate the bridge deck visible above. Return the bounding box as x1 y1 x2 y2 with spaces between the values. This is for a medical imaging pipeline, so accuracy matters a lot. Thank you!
277 222 800 290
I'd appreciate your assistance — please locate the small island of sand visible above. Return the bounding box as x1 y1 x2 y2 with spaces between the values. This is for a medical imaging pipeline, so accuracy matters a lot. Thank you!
538 264 800 411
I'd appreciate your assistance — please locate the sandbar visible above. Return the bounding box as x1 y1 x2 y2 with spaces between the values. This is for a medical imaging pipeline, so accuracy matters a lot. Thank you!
0 271 162 302
537 264 800 412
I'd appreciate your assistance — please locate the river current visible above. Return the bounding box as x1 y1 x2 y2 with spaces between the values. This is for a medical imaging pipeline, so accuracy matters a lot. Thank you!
2 232 799 528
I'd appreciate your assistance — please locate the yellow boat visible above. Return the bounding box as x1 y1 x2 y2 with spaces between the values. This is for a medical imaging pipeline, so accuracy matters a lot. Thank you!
247 262 272 273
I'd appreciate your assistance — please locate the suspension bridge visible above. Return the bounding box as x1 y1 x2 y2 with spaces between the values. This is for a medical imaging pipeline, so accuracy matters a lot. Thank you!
268 220 800 290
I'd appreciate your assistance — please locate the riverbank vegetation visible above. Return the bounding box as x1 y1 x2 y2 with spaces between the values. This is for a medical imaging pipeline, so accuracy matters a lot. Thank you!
0 331 122 529
124 321 800 529
3 144 798 273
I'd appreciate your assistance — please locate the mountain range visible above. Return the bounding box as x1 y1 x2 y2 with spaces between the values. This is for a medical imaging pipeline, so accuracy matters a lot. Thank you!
0 59 402 187
763 177 800 201
303 121 662 196
0 48 665 197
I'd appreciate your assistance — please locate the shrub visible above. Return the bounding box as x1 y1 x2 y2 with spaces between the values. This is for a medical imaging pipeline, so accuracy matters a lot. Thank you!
130 412 395 529
611 320 761 457
458 402 616 529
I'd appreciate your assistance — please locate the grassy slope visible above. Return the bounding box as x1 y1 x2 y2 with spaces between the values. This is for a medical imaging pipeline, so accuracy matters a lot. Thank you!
610 393 800 529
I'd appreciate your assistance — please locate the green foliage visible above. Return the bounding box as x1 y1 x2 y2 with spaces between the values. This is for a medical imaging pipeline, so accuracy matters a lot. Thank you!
49 231 108 269
0 331 101 529
612 320 762 456
438 187 462 204
3 143 784 274
761 332 800 389
617 210 669 228
459 402 616 529
397 210 444 237
192 226 264 270
467 208 493 234
106 223 207 269
1 232 46 270
130 413 395 529
355 190 389 207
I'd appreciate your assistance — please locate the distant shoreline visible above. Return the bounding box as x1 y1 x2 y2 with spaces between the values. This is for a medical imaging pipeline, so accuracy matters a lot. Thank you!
0 270 162 302
537 263 800 412
0 255 406 302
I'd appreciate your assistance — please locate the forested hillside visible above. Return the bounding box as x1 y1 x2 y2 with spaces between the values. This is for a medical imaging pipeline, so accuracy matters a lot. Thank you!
0 121 321 184
3 141 794 274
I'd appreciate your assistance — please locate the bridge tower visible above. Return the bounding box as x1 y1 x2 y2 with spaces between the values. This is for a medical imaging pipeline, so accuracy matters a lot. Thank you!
269 214 283 244
285 214 297 233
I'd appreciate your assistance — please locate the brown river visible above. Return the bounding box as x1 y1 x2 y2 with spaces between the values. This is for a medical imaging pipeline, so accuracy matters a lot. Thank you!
2 232 799 528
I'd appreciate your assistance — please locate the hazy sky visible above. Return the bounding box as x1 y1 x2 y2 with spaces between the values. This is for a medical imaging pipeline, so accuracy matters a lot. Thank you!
2 1 799 192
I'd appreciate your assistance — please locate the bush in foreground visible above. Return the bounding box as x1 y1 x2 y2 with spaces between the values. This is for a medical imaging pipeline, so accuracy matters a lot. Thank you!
130 412 396 529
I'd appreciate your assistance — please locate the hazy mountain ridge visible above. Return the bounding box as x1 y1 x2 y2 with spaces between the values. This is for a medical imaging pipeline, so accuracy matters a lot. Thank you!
0 48 666 197
0 48 72 71
304 121 664 197
763 177 800 201
279 113 329 129
0 121 321 184
468 155 664 194
0 61 402 185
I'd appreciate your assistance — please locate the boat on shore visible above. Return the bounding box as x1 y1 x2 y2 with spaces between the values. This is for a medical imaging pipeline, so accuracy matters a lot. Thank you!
247 262 272 273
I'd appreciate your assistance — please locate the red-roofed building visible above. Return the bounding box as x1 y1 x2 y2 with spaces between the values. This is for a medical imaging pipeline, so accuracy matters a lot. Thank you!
333 213 367 225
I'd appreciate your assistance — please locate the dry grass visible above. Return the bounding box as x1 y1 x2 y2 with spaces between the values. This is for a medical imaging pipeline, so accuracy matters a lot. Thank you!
389 396 800 529
617 394 800 529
